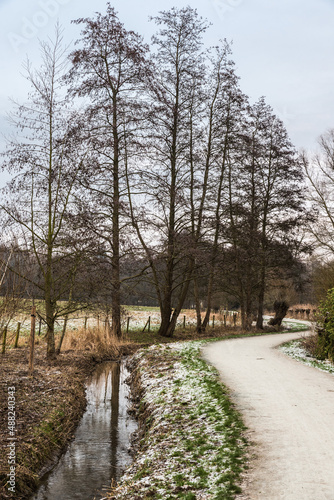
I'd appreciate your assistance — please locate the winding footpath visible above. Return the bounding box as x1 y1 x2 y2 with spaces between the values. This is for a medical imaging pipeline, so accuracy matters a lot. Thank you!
202 328 334 500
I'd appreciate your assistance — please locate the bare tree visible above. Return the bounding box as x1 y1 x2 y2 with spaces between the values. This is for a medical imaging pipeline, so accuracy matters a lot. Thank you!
303 129 334 257
67 4 151 338
0 244 27 335
127 6 210 338
191 42 247 332
224 98 306 329
0 26 88 358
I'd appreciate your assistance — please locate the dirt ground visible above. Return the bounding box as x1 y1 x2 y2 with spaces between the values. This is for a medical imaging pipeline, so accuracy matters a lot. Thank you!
202 330 334 500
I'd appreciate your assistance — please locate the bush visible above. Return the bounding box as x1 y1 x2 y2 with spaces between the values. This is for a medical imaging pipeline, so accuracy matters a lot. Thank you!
315 288 334 360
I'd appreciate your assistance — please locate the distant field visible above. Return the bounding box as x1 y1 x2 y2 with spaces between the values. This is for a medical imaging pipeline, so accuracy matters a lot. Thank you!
2 303 239 349
124 305 160 312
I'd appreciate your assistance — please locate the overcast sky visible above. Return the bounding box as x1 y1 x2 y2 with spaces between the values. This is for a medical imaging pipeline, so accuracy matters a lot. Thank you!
0 0 333 183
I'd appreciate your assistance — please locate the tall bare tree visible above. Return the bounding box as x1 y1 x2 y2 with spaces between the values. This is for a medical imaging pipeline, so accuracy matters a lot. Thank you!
225 98 305 329
67 4 151 337
190 42 247 332
0 27 88 358
303 129 334 257
127 6 210 337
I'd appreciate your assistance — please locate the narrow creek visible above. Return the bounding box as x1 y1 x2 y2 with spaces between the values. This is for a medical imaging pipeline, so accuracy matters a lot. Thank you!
31 360 137 500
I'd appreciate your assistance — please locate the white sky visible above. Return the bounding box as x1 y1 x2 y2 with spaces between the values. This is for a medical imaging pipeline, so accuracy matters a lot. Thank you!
0 0 333 187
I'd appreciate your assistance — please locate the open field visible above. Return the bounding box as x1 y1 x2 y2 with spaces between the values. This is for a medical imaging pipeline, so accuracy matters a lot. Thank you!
1 304 242 353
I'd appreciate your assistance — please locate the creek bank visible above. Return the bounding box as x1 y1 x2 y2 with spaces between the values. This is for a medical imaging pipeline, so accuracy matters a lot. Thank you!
31 360 138 500
109 341 248 500
0 344 139 499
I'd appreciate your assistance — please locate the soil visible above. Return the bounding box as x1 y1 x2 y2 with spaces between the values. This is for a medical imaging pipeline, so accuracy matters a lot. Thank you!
202 330 334 499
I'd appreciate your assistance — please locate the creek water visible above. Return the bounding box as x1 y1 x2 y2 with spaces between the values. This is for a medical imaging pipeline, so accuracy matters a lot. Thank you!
31 360 137 500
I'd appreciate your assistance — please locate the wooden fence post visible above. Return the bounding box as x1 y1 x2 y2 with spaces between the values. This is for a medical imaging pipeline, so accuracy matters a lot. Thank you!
212 315 215 329
56 316 68 355
97 315 100 330
142 317 151 333
14 322 21 348
126 317 130 333
29 306 36 376
2 326 7 355
84 316 88 330
233 313 237 327
38 318 42 336
223 314 226 327
183 315 186 330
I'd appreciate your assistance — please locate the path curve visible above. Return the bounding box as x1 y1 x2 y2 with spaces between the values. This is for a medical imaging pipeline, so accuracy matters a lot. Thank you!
202 330 334 499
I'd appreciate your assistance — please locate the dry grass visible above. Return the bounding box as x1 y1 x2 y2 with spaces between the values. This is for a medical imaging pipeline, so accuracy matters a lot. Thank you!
61 326 131 358
300 333 319 357
285 303 318 320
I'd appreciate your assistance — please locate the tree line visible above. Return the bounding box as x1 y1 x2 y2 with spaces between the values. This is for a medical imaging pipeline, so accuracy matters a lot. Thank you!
0 5 311 358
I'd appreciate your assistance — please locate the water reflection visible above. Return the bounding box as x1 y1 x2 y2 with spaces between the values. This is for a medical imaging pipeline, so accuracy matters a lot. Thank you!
32 361 137 500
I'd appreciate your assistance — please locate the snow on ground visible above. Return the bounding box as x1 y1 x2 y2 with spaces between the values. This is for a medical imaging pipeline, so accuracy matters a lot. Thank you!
108 341 247 499
279 339 334 375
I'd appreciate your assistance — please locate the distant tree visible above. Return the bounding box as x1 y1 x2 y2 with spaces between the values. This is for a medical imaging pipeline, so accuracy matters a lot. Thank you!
0 244 27 334
224 98 306 329
303 129 334 257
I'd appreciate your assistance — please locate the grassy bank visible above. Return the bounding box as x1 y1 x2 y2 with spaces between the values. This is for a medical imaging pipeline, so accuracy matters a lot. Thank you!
109 340 248 500
279 338 334 375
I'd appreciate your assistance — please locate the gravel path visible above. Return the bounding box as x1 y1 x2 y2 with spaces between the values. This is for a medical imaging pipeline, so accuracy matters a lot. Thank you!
202 331 334 500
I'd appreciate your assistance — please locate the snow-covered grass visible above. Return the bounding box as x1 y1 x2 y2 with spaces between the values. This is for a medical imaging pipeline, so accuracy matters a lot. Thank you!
109 341 248 499
279 339 334 375
280 320 310 333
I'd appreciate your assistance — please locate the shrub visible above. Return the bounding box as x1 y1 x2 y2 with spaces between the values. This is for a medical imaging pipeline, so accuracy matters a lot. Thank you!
315 288 334 360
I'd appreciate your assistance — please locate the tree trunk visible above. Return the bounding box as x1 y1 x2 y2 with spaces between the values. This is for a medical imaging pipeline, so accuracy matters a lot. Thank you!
111 90 122 338
160 263 194 338
240 305 247 330
45 297 56 359
202 274 214 330
256 276 265 329
56 316 68 355
159 304 172 337
268 301 289 326
193 274 203 333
